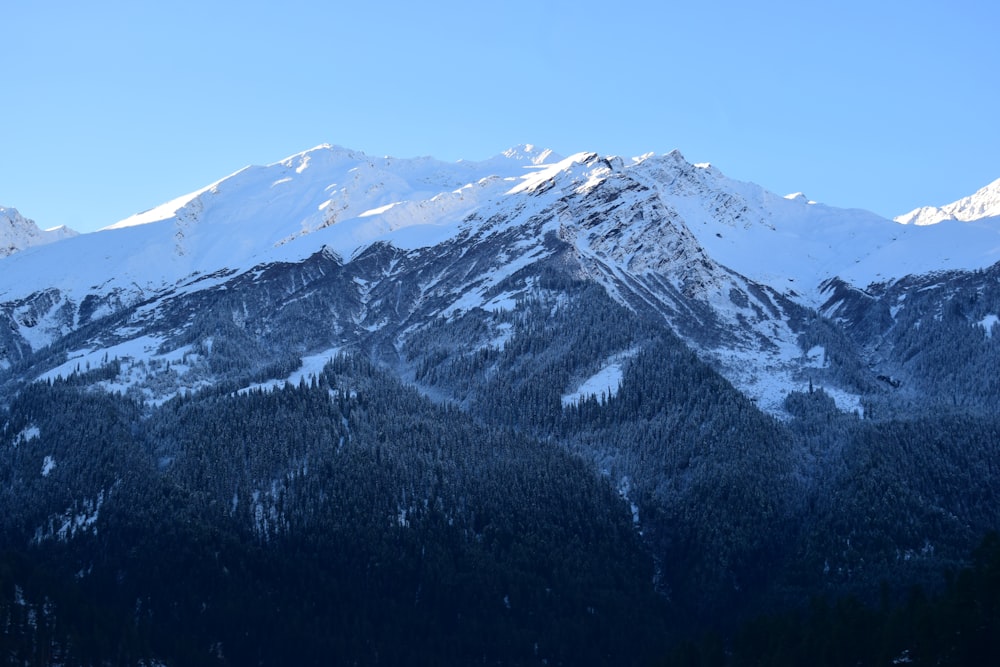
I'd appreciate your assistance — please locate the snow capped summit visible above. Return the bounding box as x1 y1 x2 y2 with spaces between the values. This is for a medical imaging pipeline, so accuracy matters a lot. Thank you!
0 146 572 313
498 143 563 166
0 207 77 257
783 192 813 203
895 176 1000 226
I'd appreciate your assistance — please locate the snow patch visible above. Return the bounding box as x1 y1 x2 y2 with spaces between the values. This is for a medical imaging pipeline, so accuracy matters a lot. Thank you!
483 291 518 312
978 314 998 338
562 364 624 407
41 455 56 477
16 425 40 445
358 202 400 217
708 342 863 418
32 336 220 405
237 347 341 395
562 350 638 406
442 246 554 317
805 345 827 367
483 322 514 350
36 335 166 383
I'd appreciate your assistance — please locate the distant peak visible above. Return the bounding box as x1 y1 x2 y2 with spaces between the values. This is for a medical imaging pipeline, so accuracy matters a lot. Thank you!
895 176 1000 225
276 144 369 168
642 149 700 172
500 144 562 165
1 206 47 231
0 206 77 257
1 205 25 220
633 149 720 179
665 148 688 162
784 192 814 204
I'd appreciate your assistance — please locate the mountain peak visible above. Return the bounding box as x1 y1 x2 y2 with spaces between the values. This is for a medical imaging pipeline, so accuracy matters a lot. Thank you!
665 148 689 162
895 176 1000 225
0 206 77 257
783 192 815 204
280 143 370 164
499 144 562 165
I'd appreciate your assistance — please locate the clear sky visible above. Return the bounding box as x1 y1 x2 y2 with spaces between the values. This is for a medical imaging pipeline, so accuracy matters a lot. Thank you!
3 1 998 233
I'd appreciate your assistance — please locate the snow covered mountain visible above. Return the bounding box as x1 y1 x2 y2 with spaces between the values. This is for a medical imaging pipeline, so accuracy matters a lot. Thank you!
4 145 996 306
0 206 76 257
1 144 999 414
4 144 1000 664
895 176 1000 226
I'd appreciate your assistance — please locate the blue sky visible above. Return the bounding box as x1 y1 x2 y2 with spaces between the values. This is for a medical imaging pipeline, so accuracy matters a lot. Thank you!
3 1 997 233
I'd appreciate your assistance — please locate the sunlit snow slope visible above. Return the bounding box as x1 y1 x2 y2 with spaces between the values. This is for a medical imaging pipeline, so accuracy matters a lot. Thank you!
896 177 1000 226
0 207 76 258
2 143 998 416
0 144 561 303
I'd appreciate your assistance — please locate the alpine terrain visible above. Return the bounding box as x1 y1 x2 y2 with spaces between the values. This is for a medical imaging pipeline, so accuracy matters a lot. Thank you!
2 145 1000 665
0 207 76 259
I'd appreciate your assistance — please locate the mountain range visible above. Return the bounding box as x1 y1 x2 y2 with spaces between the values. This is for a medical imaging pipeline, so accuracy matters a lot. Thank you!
2 144 999 665
3 145 999 413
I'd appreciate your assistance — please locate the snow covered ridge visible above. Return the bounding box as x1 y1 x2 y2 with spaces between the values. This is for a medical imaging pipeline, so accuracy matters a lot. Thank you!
0 206 77 258
0 143 998 311
895 176 1000 226
0 145 559 304
104 142 565 232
